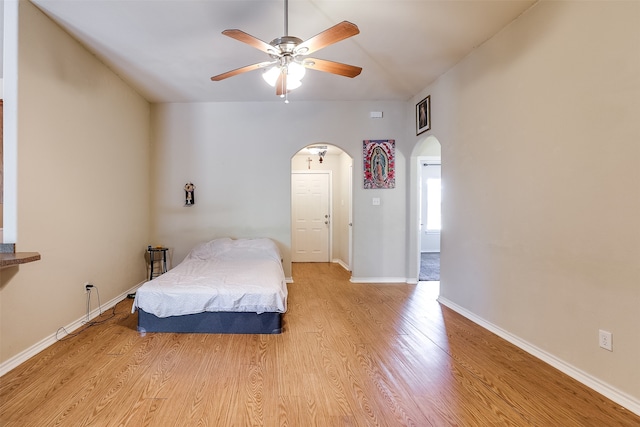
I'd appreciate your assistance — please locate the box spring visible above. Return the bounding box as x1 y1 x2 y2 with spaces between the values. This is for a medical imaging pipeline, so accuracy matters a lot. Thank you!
137 309 282 334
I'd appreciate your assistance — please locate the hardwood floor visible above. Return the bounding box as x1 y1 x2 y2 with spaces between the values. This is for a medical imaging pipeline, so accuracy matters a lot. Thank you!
1 262 638 426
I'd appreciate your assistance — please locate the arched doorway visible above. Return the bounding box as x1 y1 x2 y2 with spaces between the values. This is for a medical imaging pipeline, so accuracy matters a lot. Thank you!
290 144 353 270
410 136 442 282
419 157 441 280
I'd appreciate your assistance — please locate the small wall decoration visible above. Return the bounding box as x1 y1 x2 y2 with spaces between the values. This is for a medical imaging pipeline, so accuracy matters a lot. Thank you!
416 95 431 135
184 182 195 206
363 139 395 189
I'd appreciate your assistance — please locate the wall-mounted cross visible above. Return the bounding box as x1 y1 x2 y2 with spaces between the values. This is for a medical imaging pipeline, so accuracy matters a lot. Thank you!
306 157 313 169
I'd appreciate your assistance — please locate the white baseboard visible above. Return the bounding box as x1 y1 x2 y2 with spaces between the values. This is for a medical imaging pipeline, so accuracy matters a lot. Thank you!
350 276 409 284
437 297 640 417
0 281 145 377
332 258 350 271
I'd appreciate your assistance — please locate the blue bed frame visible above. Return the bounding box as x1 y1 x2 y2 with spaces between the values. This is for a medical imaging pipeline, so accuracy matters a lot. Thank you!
137 309 283 334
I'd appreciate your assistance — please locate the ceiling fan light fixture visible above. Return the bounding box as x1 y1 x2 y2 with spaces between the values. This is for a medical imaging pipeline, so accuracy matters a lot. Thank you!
211 0 361 99
287 61 306 81
262 66 281 87
307 145 328 155
262 62 305 91
286 78 302 90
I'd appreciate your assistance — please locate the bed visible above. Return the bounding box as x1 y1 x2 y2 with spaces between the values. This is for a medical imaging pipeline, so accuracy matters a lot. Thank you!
132 237 287 334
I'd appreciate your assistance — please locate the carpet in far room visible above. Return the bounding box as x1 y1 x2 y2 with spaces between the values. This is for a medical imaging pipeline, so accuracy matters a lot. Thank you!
419 252 440 281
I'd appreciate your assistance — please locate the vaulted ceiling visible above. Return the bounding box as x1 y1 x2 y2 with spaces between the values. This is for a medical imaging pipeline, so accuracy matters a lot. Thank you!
28 0 537 103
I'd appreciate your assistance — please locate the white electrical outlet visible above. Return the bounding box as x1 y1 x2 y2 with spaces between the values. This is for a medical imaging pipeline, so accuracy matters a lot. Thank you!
599 330 613 351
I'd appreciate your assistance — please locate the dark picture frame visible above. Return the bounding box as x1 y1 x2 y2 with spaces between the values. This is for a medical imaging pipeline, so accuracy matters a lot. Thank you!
416 95 431 135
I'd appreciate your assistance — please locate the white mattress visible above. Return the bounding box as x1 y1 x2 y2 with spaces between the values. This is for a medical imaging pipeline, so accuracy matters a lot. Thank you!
132 238 287 318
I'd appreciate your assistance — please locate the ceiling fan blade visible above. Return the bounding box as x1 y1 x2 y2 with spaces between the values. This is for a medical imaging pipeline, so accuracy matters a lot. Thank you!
276 72 287 96
210 61 275 81
222 29 279 55
302 58 362 78
295 21 360 56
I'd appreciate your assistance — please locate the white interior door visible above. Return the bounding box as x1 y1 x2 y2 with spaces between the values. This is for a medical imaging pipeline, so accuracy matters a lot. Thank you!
292 172 330 262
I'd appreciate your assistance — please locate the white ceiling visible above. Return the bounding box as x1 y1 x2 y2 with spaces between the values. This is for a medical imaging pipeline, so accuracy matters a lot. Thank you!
26 0 537 103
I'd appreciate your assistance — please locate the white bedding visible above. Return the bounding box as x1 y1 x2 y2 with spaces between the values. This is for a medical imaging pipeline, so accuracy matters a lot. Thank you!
132 238 287 318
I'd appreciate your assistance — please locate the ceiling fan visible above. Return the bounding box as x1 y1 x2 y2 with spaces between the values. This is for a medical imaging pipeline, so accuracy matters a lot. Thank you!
210 0 362 99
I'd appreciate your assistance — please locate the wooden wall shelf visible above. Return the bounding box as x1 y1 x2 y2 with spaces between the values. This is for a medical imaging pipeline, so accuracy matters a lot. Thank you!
0 252 41 268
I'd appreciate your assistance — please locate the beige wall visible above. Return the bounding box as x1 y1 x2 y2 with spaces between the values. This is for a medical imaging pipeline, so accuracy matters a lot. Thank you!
416 1 639 401
0 1 151 363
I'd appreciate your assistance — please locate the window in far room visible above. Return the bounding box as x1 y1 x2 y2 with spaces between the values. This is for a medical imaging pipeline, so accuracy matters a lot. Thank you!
425 178 441 232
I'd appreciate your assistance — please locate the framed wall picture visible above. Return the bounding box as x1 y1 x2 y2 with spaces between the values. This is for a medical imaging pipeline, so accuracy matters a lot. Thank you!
363 139 395 189
416 95 431 135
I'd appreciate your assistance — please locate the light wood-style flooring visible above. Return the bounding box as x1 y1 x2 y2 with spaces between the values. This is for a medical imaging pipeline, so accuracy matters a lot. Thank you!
1 263 638 426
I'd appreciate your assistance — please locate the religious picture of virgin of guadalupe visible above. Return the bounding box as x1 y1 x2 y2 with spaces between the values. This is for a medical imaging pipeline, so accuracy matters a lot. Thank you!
363 139 395 189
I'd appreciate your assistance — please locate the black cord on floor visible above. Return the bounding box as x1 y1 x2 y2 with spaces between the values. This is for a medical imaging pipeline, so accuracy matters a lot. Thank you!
84 286 104 323
55 297 128 341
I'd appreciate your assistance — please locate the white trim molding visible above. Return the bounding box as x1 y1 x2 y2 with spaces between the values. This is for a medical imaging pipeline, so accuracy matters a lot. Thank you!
438 297 640 417
0 282 145 377
333 258 350 272
350 276 409 284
